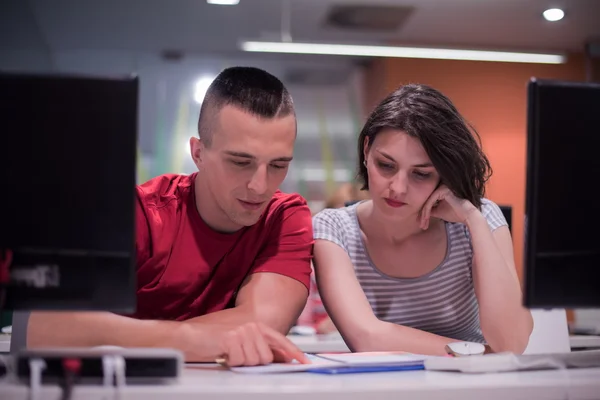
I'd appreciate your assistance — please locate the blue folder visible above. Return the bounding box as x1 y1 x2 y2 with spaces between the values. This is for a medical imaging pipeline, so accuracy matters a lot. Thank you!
306 363 425 375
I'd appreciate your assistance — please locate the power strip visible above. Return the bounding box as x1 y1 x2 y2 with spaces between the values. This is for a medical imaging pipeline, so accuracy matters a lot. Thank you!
14 347 183 385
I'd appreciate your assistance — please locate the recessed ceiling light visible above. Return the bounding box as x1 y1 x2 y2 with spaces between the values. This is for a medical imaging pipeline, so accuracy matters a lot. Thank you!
543 8 565 22
207 0 239 5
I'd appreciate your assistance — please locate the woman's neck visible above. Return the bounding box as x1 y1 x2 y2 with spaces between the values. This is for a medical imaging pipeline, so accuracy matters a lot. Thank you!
357 200 436 245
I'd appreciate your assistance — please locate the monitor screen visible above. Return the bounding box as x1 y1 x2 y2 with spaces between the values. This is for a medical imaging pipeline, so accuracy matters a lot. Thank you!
0 72 138 312
523 78 600 308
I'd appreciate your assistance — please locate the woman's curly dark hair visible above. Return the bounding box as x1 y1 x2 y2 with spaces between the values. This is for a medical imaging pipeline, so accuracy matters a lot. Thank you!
357 84 492 209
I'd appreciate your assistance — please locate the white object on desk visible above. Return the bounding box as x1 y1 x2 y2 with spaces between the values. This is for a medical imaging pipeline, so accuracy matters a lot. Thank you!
570 335 600 349
425 350 600 374
288 333 350 353
524 309 571 354
288 325 316 336
0 334 10 353
3 365 600 400
226 352 432 374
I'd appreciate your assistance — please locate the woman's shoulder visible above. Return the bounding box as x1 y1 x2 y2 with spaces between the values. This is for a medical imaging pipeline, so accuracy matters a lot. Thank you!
312 203 360 235
479 198 509 231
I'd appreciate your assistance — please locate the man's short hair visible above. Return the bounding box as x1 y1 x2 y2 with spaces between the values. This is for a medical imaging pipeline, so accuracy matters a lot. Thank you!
197 66 295 146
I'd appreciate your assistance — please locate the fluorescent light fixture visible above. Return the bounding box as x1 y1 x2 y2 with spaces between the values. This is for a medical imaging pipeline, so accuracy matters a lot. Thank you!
194 76 215 104
241 41 566 64
207 0 239 4
543 8 565 21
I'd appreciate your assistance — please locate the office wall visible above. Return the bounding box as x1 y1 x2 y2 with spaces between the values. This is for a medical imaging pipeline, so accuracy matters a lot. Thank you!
362 54 586 281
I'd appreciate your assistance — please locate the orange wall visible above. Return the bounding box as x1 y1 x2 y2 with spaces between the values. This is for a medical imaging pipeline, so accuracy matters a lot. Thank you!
363 54 586 281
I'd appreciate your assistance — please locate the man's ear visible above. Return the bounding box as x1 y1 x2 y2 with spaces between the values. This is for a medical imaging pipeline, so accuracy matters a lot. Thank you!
190 137 204 169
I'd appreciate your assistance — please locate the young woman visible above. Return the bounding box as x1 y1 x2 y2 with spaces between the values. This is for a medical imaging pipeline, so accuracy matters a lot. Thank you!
312 84 533 356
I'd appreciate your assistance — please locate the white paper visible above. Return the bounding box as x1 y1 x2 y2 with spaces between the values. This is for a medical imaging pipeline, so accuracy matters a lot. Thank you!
228 351 432 374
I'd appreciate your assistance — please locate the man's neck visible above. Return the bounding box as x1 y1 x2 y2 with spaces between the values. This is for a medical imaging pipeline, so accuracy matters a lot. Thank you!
194 173 242 234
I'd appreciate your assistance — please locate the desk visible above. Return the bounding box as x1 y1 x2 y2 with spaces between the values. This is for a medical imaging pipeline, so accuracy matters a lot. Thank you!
3 365 600 400
288 334 350 353
289 334 600 354
4 334 600 355
570 335 600 349
0 334 10 353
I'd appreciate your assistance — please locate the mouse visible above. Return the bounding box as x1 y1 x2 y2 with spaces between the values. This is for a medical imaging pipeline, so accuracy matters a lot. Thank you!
288 325 316 336
445 341 486 357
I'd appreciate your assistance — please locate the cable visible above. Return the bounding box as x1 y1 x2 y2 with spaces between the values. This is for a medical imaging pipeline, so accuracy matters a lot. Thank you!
113 355 126 400
28 358 46 400
60 357 82 400
102 355 115 390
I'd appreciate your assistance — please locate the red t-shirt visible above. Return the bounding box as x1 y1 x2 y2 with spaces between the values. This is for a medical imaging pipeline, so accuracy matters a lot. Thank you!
132 173 313 321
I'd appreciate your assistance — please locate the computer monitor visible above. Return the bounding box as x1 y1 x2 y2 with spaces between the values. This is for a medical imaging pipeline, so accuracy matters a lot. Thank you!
0 72 138 312
523 78 600 308
499 205 512 233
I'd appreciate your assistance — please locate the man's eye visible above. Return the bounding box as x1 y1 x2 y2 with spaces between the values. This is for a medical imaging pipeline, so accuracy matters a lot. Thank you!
270 164 287 170
231 160 250 167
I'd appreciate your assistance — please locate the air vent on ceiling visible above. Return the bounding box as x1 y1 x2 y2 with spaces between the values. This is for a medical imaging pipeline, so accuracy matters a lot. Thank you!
324 4 414 32
161 49 185 62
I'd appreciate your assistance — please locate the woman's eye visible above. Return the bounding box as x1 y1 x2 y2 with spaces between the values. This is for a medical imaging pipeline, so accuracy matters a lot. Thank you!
413 171 431 180
376 161 394 170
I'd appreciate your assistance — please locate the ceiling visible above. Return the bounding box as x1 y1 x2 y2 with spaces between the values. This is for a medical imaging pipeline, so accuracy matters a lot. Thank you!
3 0 600 62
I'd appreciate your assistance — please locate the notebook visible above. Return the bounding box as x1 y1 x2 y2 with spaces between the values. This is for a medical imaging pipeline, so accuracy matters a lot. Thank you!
225 351 436 374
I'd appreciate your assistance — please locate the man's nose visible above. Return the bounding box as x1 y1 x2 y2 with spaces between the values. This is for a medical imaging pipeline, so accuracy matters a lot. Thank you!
248 165 268 195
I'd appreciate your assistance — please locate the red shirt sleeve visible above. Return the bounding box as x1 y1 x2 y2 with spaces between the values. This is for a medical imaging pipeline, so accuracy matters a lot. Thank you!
250 198 313 290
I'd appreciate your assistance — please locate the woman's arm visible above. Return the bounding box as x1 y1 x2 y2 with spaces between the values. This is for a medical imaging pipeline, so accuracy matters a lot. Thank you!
313 239 456 356
466 211 534 354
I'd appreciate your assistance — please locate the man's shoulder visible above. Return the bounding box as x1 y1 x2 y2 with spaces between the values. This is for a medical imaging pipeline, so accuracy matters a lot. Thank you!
264 191 309 215
257 191 312 231
137 173 195 208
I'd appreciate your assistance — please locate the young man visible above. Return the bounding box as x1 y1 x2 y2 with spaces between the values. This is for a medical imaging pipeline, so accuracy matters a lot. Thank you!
24 67 313 366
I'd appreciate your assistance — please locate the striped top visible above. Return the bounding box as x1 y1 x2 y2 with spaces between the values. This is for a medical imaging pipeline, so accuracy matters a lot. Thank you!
312 198 508 343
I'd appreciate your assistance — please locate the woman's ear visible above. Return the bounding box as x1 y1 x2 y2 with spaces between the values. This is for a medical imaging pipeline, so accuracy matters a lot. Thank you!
363 136 371 163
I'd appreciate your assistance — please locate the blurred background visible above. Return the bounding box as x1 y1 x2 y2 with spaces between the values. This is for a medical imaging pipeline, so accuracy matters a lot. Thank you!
1 0 599 330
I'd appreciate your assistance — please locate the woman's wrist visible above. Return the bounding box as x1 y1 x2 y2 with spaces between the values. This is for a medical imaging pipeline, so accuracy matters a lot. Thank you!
463 206 485 228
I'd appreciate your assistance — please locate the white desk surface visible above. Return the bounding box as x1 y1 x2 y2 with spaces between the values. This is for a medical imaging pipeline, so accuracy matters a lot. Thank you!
3 364 600 400
290 334 600 354
288 333 350 353
0 334 10 353
4 334 600 355
570 335 600 349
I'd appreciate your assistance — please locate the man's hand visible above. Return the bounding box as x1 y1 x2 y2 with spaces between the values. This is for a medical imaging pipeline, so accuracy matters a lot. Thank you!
218 322 311 366
179 321 311 366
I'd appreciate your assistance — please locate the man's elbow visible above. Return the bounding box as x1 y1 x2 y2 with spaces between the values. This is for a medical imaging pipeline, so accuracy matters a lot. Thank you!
253 300 307 335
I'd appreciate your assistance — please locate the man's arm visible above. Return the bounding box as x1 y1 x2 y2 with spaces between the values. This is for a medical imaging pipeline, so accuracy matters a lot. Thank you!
28 197 313 363
27 273 307 362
